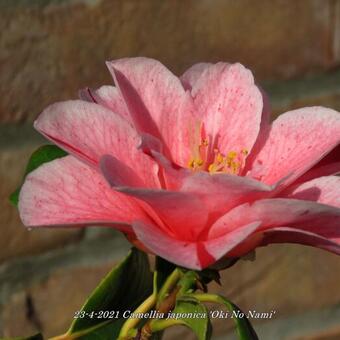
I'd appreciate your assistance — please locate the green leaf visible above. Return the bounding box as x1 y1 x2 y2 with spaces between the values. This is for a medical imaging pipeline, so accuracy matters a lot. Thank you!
171 298 212 340
9 145 67 206
71 319 125 340
190 293 258 340
221 299 259 340
155 256 176 290
68 247 153 335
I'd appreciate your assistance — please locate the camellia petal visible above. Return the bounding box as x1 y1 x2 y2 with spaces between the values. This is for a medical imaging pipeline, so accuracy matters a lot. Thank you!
107 57 198 167
248 107 340 186
190 62 263 159
18 156 150 232
133 220 261 270
261 227 340 255
181 171 273 217
79 85 131 122
296 144 340 183
282 176 340 208
34 100 160 188
180 62 213 90
209 198 340 243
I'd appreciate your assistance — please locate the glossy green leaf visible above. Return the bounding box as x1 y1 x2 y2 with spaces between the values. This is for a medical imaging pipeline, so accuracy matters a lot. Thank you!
70 319 125 340
9 145 67 206
221 299 258 340
192 294 258 340
155 256 176 290
68 247 153 335
171 298 212 340
191 293 258 340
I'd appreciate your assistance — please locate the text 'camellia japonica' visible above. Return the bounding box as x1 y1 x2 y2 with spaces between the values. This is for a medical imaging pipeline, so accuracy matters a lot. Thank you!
18 58 340 270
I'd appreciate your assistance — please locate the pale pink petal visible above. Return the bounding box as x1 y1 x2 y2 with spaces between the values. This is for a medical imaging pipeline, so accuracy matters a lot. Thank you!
106 57 197 167
181 171 273 217
79 86 129 120
18 156 149 231
243 86 271 174
99 154 168 234
100 155 209 240
93 85 131 122
209 199 340 243
146 150 190 190
138 133 163 155
180 62 213 90
191 62 263 158
282 176 340 208
109 187 208 241
34 100 160 188
261 227 340 255
297 145 340 183
133 220 261 270
100 154 144 188
248 107 340 186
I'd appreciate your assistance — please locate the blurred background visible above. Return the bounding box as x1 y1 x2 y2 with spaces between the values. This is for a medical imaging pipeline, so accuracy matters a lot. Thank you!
1 0 340 339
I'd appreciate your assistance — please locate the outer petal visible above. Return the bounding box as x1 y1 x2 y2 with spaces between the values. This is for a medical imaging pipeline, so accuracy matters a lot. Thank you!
106 57 197 167
296 144 340 183
34 100 159 188
261 227 340 255
191 62 263 158
282 176 340 208
18 156 149 231
133 220 260 270
248 107 340 186
209 198 340 243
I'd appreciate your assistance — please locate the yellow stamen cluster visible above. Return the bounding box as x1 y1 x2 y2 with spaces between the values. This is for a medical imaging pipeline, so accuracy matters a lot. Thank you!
188 138 209 171
188 137 248 175
208 150 239 174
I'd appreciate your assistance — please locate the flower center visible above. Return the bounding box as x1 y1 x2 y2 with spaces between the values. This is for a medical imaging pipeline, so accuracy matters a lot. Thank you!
188 138 248 175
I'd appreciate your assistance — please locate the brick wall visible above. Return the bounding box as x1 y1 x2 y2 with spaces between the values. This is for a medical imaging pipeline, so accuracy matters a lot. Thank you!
1 1 340 339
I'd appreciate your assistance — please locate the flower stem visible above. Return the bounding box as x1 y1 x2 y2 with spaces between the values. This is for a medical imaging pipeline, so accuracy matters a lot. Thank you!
149 318 185 332
156 268 182 307
191 293 224 304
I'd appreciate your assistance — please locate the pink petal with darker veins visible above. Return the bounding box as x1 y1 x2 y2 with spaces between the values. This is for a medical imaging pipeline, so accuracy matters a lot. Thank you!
296 144 340 183
18 156 149 233
248 107 340 186
80 85 131 122
34 100 160 188
100 154 209 240
107 57 198 167
133 220 261 270
209 198 340 244
191 62 263 159
181 171 274 218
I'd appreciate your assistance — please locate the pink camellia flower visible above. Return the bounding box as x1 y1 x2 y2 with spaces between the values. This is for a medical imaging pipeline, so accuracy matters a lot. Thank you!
18 58 340 270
